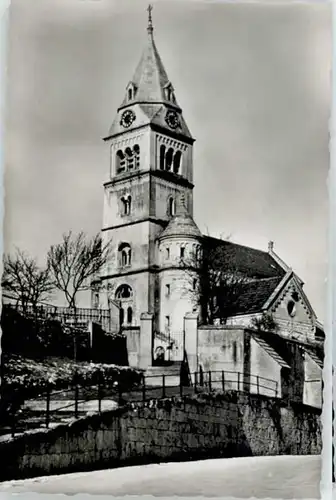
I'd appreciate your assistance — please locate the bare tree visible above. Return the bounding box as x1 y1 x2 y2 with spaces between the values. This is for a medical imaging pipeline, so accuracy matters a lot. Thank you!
182 242 251 325
2 249 53 313
47 231 111 311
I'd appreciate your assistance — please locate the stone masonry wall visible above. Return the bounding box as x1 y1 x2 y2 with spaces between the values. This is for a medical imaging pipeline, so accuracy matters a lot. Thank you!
0 393 321 482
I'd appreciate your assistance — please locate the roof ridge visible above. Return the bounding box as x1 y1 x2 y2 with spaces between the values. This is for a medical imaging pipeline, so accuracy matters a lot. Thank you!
202 235 269 255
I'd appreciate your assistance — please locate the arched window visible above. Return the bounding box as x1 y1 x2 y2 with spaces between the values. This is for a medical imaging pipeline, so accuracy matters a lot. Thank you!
165 148 174 171
125 147 134 170
116 150 126 174
133 145 140 169
128 88 133 100
160 145 166 170
168 196 175 216
118 243 132 267
173 151 182 174
115 284 133 300
127 306 133 324
155 346 165 361
121 195 131 216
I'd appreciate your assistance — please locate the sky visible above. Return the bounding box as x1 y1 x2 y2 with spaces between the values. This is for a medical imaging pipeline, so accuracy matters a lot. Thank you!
3 0 331 318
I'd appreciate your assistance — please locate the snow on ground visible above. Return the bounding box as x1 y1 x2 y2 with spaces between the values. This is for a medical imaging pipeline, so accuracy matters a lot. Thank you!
0 455 321 498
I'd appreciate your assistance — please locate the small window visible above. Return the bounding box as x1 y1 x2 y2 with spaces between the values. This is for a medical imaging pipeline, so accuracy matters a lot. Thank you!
180 247 185 258
173 151 182 174
287 300 296 318
165 315 170 329
116 150 126 174
133 144 140 169
128 88 133 100
118 243 132 267
125 147 134 170
121 195 131 216
159 145 166 170
166 247 170 259
127 306 133 324
165 284 171 297
168 197 175 217
115 284 133 299
165 148 174 171
193 279 197 291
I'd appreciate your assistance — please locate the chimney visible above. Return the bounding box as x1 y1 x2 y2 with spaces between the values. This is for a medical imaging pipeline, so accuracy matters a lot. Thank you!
268 240 274 252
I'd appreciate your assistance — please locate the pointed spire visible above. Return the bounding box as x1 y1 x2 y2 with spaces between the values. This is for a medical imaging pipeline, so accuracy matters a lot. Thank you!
118 6 180 110
147 4 154 36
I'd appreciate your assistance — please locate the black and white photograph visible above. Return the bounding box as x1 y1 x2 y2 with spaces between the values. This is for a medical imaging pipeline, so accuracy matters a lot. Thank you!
0 0 332 497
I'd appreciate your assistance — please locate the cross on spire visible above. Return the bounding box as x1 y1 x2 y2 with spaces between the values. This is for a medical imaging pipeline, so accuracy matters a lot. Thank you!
147 4 153 34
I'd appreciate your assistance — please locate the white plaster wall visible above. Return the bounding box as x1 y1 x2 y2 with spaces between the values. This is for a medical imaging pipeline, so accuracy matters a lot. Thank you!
250 337 282 398
303 354 322 408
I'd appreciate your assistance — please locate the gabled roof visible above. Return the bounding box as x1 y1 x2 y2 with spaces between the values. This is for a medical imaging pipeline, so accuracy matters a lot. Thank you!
203 236 286 279
106 103 193 140
264 271 317 320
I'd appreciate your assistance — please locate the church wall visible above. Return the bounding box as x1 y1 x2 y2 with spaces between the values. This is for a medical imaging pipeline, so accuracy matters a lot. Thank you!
103 176 151 229
270 280 315 342
226 313 261 328
152 177 193 219
100 272 150 329
158 269 198 361
103 222 150 273
249 337 282 398
197 327 245 390
108 125 148 179
303 354 322 408
154 132 193 183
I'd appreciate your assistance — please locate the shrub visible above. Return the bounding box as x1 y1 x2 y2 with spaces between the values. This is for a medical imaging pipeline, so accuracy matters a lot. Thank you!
0 355 143 421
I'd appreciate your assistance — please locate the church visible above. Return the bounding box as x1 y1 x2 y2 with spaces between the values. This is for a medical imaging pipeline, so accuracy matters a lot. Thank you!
92 7 324 408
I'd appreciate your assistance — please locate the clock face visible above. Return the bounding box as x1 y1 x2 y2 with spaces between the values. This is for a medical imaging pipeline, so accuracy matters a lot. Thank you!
165 110 180 129
120 110 136 128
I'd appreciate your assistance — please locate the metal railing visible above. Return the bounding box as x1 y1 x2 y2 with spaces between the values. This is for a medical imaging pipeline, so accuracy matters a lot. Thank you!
2 369 279 437
3 302 111 330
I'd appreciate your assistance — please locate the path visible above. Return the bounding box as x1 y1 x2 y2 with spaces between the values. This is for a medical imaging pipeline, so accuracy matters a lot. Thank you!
0 455 321 498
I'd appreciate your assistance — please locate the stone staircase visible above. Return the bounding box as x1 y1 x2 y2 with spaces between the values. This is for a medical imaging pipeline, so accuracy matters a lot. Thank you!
144 362 182 387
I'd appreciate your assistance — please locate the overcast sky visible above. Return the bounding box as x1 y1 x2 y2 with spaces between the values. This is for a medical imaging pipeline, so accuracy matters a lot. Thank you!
4 0 331 318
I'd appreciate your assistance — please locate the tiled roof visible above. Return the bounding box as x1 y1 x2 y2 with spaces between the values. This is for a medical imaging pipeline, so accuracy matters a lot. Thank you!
203 236 286 279
251 330 293 367
227 276 284 316
251 332 290 368
159 199 202 241
105 30 193 140
120 30 177 108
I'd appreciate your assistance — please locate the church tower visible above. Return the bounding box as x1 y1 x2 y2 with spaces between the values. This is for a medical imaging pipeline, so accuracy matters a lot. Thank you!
99 6 196 331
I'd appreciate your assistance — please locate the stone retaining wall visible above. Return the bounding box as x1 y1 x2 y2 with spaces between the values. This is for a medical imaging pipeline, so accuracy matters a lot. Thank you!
0 392 321 481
